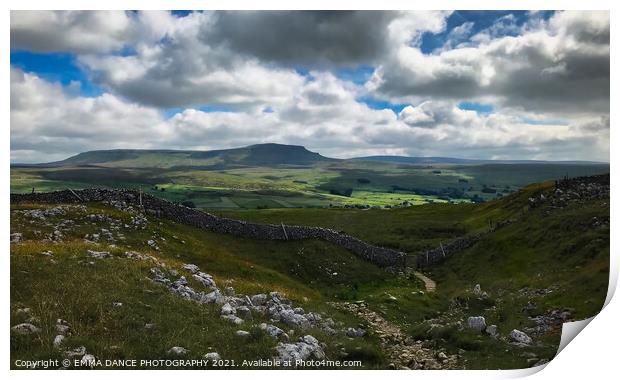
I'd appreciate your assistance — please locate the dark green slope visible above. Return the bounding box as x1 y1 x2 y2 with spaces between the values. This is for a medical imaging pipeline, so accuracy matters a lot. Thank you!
33 143 334 168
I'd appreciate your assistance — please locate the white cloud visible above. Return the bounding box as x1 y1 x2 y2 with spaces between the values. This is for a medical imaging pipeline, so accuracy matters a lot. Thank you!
368 11 609 116
10 67 168 162
10 10 176 54
10 68 609 163
78 11 306 109
9 11 609 163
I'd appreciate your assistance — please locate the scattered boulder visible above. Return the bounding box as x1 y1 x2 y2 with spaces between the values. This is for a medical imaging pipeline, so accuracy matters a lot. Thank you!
510 329 532 345
204 352 221 361
201 289 223 304
182 263 200 273
65 346 87 358
278 309 310 329
53 335 65 348
221 303 235 315
11 323 41 335
56 323 71 335
260 323 288 341
223 286 236 296
221 314 244 325
86 250 111 259
345 327 366 338
15 307 31 317
193 272 216 288
125 251 154 261
275 335 325 364
168 346 189 356
236 330 251 338
10 233 23 244
251 294 267 306
473 284 481 295
485 324 499 338
236 306 252 319
437 352 448 362
81 354 97 368
467 316 486 332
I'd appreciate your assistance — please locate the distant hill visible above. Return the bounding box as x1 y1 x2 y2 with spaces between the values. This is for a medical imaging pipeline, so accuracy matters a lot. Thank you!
352 155 607 165
11 143 608 169
21 143 335 169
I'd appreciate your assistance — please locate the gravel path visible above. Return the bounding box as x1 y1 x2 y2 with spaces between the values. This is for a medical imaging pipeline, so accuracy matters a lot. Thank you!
334 301 459 369
413 271 436 292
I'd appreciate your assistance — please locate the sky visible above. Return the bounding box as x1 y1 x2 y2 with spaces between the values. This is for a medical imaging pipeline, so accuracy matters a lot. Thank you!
10 10 610 163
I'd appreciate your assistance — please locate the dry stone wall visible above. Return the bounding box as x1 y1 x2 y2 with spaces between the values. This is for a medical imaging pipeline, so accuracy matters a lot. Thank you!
11 189 408 269
416 234 481 268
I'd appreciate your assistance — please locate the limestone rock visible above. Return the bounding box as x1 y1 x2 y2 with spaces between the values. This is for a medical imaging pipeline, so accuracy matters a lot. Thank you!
236 330 251 338
11 323 41 335
510 329 532 345
223 286 236 296
260 323 287 340
53 335 65 348
467 316 486 332
81 354 96 368
236 306 252 319
65 346 87 358
193 272 216 288
168 346 189 356
10 233 23 244
345 327 366 338
485 324 499 338
221 303 235 315
221 314 244 325
251 294 267 306
204 352 221 361
275 335 325 363
182 263 200 273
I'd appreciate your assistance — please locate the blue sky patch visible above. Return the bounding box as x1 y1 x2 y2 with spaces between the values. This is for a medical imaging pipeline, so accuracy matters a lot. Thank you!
10 50 103 96
358 96 408 114
335 65 374 85
458 101 494 114
419 10 555 53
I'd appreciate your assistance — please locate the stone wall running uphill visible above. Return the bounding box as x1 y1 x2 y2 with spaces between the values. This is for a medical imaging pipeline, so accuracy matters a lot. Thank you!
11 189 407 269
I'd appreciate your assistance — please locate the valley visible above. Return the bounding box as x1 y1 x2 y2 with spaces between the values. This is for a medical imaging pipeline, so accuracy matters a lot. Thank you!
10 173 610 369
10 144 610 210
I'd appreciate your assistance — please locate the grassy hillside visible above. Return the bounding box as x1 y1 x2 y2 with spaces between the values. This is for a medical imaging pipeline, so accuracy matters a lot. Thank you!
10 175 609 370
223 177 610 368
11 144 609 210
10 202 393 369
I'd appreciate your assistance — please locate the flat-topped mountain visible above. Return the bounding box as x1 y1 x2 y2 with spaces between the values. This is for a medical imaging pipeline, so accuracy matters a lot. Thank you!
14 143 607 169
31 143 335 169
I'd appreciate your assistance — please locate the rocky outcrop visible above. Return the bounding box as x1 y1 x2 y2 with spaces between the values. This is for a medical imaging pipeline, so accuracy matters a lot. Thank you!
11 189 407 269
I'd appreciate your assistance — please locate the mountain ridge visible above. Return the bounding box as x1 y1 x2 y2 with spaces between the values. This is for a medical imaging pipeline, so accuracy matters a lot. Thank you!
11 143 608 168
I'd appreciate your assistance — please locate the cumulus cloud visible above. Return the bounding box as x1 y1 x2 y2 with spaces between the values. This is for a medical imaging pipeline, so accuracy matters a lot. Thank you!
10 10 175 54
10 67 168 162
199 11 449 66
368 11 610 115
9 11 609 162
10 68 609 163
78 11 306 109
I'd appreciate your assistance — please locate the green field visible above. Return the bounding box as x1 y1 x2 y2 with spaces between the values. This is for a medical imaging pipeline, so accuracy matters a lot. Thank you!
10 146 609 210
10 176 609 369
